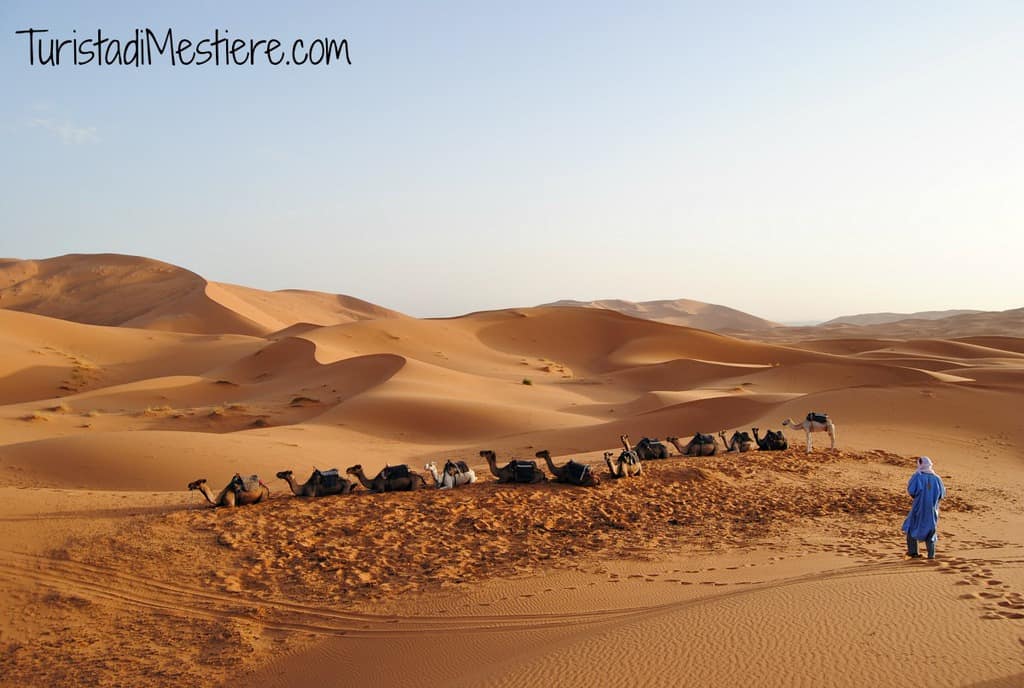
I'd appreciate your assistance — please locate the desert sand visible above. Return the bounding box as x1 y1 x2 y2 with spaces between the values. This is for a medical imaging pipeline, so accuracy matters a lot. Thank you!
0 255 1022 687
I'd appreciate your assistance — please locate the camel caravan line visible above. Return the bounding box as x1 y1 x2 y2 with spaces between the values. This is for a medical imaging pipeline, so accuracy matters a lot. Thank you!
187 412 836 507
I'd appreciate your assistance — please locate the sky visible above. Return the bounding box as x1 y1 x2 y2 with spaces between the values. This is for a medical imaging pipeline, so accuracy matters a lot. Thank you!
2 1 1021 323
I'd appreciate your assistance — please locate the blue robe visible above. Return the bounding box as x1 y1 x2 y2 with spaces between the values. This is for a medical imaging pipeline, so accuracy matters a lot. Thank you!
901 472 946 542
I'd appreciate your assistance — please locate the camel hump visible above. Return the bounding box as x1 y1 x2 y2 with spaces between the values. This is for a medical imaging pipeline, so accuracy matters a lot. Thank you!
807 412 829 423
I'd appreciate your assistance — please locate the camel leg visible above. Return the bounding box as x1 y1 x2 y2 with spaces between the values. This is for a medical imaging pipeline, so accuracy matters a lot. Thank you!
805 429 812 454
829 422 836 449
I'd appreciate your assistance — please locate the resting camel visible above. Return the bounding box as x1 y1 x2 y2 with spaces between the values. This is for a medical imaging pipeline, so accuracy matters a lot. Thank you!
667 434 718 457
782 412 837 453
624 434 669 460
752 427 788 451
605 436 642 478
424 460 477 489
719 430 755 453
187 474 270 508
276 468 355 497
536 450 600 487
346 464 427 492
479 450 547 483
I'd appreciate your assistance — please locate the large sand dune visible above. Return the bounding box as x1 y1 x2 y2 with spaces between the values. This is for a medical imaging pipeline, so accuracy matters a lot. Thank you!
0 253 404 336
1 257 1023 687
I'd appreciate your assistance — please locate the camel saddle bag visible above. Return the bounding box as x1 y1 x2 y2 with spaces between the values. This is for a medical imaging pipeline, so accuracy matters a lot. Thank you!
807 412 829 424
693 433 715 444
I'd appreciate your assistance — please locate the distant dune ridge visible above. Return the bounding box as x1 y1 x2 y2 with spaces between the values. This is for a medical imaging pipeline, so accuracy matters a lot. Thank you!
539 298 781 332
823 310 985 326
0 253 405 337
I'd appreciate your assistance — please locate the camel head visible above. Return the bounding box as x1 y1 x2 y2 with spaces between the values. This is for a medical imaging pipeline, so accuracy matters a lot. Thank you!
604 451 613 460
345 465 362 476
534 450 551 459
275 470 293 480
424 462 436 472
666 436 678 443
781 419 794 427
751 427 759 433
187 479 206 491
479 450 496 463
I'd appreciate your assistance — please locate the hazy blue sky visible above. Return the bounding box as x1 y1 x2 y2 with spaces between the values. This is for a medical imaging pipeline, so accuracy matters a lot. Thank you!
2 2 1021 322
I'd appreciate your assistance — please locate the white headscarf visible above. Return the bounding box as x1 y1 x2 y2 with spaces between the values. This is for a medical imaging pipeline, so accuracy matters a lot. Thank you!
916 456 936 475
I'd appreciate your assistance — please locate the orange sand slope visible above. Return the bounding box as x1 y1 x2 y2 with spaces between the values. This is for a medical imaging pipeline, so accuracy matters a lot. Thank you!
1 255 1023 688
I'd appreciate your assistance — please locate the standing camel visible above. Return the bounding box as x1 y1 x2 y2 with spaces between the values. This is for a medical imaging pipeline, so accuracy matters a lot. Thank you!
479 450 547 483
666 434 718 457
536 450 600 487
276 468 355 497
187 474 270 508
782 413 837 453
346 464 427 492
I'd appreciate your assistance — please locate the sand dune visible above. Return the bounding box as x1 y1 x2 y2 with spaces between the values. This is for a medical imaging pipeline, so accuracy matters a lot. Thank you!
2 256 1023 688
0 253 404 336
540 297 780 332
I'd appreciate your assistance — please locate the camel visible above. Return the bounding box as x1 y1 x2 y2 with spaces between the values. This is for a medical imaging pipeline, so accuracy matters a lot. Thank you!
624 433 669 460
187 473 270 508
782 412 837 453
667 434 718 457
605 436 642 478
345 464 427 492
425 460 477 489
536 450 600 487
479 450 547 483
276 468 355 497
752 427 788 451
719 430 755 453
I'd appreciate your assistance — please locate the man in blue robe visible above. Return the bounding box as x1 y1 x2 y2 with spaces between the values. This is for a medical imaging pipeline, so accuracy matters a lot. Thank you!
902 456 946 559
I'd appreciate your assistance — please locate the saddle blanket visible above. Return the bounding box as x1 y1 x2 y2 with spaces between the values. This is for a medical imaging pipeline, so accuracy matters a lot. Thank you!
693 433 715 444
315 468 343 489
381 464 410 480
233 474 262 492
445 460 471 474
566 461 590 483
512 460 539 482
619 450 640 465
807 412 829 424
